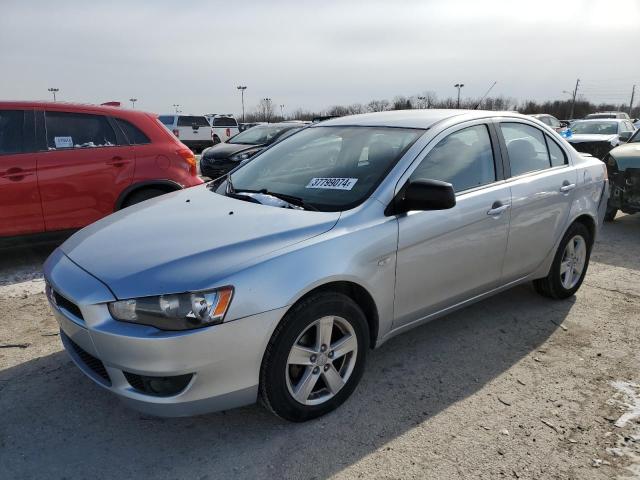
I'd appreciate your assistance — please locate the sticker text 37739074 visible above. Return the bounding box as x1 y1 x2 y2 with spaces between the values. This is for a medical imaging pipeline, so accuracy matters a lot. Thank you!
306 178 358 190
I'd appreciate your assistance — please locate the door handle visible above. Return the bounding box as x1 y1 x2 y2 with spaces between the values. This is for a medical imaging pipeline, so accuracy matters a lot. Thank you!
487 202 511 216
105 156 129 167
1 168 34 181
560 182 576 193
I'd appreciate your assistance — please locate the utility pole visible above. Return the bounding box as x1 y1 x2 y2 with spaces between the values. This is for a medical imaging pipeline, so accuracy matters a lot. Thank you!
629 84 636 116
129 98 137 109
280 104 285 118
237 86 247 122
48 87 59 101
569 78 580 120
454 83 464 109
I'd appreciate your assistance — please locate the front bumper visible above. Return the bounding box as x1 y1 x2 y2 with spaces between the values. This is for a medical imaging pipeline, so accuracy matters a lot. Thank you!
44 249 285 417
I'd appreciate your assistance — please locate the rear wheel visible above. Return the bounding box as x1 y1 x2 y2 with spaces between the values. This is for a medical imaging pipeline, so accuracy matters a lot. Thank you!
121 188 167 208
260 292 368 422
212 135 221 145
534 222 592 299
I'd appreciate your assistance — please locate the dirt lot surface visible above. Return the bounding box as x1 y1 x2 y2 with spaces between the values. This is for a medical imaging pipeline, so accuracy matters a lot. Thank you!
1 214 639 480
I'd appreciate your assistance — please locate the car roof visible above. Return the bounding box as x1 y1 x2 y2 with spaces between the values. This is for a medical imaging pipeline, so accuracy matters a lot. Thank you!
0 100 144 114
316 109 535 129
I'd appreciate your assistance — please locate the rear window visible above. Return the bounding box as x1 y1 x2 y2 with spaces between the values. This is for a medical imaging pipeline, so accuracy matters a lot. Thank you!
115 118 150 145
177 116 210 127
45 111 116 149
158 115 175 126
212 116 238 127
0 110 24 155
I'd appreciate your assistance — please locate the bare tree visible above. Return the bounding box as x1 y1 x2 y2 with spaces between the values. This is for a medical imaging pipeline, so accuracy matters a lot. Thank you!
366 99 390 112
256 98 275 122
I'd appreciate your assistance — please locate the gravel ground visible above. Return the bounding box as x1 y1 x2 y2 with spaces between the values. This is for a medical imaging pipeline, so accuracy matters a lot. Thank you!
1 213 639 480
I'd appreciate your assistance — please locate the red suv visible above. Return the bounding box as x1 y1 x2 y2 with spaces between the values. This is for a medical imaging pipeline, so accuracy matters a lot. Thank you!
0 101 203 242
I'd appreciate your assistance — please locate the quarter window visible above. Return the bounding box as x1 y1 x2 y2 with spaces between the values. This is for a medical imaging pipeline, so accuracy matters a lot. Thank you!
500 123 551 176
0 110 24 155
115 118 150 145
546 136 567 167
410 125 496 193
45 112 116 150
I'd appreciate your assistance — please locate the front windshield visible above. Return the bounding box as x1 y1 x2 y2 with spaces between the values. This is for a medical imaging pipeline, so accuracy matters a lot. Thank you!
223 126 423 211
629 129 640 143
571 121 618 135
229 125 295 145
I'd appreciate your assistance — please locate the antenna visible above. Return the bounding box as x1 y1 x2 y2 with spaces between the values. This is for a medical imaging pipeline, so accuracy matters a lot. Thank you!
475 81 497 110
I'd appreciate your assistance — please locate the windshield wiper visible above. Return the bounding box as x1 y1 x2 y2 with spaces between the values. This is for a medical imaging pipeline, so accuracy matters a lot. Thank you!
233 187 318 211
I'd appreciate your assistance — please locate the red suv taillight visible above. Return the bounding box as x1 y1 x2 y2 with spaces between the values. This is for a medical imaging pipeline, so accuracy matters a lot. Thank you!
172 129 180 138
177 148 197 176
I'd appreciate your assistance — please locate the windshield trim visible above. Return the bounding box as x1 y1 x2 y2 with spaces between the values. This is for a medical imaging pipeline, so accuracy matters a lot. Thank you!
219 125 427 212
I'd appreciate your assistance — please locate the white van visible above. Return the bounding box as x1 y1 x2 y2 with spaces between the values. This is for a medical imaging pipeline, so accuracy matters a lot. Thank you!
204 114 240 143
158 114 213 152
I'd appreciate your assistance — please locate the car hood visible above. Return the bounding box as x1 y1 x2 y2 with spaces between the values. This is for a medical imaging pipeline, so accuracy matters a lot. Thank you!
202 142 262 160
609 143 640 170
567 134 617 143
61 185 340 300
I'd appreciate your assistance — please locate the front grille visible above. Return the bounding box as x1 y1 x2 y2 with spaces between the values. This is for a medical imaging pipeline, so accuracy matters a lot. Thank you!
570 141 612 160
63 333 111 385
53 291 84 321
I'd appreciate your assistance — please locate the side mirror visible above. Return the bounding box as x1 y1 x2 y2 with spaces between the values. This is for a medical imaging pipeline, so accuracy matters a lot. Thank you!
389 178 456 214
619 131 632 142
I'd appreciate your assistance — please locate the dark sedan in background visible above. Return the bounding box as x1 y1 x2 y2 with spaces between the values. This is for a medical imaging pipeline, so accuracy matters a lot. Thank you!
200 123 304 178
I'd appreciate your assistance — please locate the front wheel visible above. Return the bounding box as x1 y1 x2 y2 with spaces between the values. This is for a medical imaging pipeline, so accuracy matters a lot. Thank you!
259 292 369 422
604 206 617 222
533 222 592 299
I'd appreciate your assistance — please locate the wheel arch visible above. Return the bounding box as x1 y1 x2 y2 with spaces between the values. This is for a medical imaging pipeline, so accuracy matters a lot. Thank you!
115 180 183 210
283 280 380 349
572 213 596 246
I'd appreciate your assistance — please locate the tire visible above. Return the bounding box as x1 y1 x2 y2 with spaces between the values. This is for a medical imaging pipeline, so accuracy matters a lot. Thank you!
212 135 221 145
259 292 369 422
121 188 167 208
533 222 592 299
604 207 617 222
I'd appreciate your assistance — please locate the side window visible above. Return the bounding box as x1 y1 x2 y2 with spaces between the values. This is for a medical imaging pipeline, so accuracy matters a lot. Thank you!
410 125 496 193
0 110 24 155
45 112 116 149
500 123 551 176
546 136 567 167
115 118 150 145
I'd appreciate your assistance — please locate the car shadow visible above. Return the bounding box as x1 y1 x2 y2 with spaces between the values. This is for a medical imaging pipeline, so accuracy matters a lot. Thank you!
592 213 640 271
0 284 573 479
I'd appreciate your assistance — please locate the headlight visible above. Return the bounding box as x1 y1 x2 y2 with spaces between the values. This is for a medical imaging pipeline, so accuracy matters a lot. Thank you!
108 287 233 331
229 148 261 162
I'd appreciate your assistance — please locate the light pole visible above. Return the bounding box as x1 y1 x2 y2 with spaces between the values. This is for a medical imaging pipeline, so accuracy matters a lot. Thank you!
129 98 137 109
237 85 247 122
172 104 181 114
454 83 464 109
48 88 59 101
280 104 285 118
263 97 272 122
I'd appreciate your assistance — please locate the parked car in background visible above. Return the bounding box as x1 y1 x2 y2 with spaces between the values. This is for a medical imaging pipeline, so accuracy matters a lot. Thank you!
158 114 212 152
603 128 640 221
204 114 240 143
585 111 631 120
529 113 565 132
0 101 202 243
200 122 304 178
566 119 636 159
44 110 607 421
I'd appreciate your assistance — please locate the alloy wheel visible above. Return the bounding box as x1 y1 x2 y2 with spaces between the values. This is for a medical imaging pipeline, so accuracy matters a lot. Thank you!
560 235 587 289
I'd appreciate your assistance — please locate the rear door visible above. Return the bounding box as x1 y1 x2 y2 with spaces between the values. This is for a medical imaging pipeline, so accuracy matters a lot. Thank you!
37 110 135 231
496 121 577 282
0 109 45 236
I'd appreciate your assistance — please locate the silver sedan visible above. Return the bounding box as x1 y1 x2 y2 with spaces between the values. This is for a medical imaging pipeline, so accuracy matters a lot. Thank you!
44 110 609 421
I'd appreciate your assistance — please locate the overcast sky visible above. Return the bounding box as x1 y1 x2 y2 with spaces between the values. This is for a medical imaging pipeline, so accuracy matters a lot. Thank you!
1 0 638 116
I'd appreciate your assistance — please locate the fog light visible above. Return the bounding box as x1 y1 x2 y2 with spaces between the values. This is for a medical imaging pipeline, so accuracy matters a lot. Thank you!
123 372 193 397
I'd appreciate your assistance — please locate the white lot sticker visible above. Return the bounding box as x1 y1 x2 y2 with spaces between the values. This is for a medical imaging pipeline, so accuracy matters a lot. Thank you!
306 177 358 190
54 136 73 148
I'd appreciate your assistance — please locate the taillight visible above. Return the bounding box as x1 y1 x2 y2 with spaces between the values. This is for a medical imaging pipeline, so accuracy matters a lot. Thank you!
172 129 179 138
177 148 197 176
226 128 230 137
